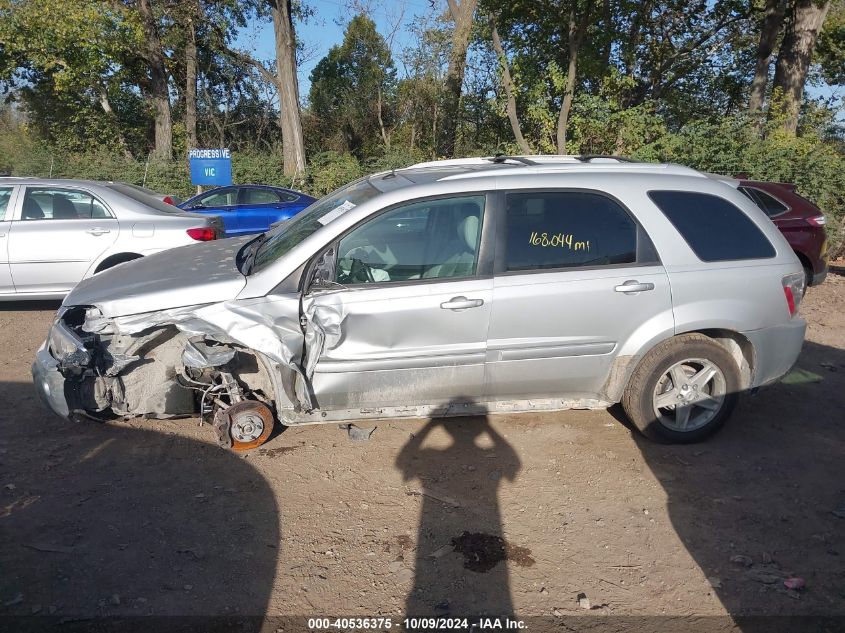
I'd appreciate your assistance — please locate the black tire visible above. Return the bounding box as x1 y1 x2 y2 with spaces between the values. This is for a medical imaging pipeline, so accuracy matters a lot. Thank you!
803 264 812 295
621 333 741 444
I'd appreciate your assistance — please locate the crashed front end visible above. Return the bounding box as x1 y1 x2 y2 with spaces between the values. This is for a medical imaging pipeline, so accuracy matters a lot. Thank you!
32 297 342 448
36 305 201 421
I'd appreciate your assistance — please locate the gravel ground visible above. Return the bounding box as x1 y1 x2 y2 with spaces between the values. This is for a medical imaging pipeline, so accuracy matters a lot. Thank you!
1 273 844 628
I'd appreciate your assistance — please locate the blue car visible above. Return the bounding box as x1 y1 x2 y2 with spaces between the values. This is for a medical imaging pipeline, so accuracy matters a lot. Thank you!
178 185 316 236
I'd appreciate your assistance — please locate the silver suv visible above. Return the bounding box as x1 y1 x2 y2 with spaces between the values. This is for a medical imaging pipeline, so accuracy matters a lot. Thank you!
32 156 807 448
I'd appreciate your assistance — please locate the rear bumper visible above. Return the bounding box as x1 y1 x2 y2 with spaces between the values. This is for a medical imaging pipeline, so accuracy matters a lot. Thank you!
31 343 70 419
743 318 806 387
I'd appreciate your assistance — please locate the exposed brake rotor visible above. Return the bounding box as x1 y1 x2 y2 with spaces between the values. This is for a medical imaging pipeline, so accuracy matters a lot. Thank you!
213 400 275 451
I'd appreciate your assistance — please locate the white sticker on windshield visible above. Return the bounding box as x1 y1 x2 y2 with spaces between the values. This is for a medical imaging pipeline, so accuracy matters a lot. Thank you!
318 200 356 225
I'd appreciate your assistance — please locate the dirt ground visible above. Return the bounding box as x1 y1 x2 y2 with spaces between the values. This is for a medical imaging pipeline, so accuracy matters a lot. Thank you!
1 272 844 630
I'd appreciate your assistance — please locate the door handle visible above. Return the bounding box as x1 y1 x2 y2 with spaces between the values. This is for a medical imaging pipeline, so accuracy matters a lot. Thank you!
86 228 111 236
614 280 655 294
440 296 484 310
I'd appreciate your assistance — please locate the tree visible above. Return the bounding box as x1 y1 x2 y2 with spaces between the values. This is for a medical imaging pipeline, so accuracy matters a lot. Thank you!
772 0 833 134
309 14 397 159
749 0 788 113
0 0 144 156
438 0 479 157
271 0 306 176
556 0 595 152
487 14 530 153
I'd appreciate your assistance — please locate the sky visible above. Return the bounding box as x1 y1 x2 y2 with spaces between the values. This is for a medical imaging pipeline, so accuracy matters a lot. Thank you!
233 0 436 98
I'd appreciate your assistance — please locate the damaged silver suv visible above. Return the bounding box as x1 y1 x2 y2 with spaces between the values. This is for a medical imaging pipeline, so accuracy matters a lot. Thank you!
33 156 807 448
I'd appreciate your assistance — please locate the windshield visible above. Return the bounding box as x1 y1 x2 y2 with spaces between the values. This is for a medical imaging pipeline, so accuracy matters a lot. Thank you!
250 177 381 273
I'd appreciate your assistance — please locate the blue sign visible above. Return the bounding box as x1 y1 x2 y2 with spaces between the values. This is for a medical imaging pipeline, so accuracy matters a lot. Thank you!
188 148 232 186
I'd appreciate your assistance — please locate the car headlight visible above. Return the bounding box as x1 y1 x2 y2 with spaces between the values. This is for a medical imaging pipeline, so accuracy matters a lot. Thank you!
48 320 92 368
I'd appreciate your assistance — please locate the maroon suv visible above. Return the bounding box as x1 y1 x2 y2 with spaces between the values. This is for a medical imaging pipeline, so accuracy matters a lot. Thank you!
738 180 828 289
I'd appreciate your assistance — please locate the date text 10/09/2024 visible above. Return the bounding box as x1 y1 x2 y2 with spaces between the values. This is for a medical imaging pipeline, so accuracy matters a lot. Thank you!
308 617 528 630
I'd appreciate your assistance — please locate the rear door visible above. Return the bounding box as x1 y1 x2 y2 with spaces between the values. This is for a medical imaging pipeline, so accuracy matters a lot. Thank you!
485 190 674 401
8 187 119 293
0 185 16 294
305 193 494 411
237 187 282 234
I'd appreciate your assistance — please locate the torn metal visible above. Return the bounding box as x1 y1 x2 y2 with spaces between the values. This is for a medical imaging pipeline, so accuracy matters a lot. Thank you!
47 293 346 430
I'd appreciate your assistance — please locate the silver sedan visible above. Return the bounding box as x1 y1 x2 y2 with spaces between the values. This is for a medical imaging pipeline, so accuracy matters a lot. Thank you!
0 178 223 300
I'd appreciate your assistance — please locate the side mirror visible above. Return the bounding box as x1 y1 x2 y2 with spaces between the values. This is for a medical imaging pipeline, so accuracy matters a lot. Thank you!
307 247 337 292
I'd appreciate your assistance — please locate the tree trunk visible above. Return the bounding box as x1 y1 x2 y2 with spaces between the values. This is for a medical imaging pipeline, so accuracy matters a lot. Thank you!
488 15 530 154
186 18 199 150
137 0 172 159
556 4 590 153
98 87 133 159
749 0 787 113
438 0 479 158
271 0 306 177
772 0 831 134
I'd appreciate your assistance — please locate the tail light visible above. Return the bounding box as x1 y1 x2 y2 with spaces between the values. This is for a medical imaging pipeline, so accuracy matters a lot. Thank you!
187 227 217 241
782 272 805 317
162 196 176 206
806 215 826 227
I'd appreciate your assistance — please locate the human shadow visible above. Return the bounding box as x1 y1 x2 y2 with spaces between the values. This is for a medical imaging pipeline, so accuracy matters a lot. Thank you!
396 406 526 617
0 379 280 628
615 338 845 631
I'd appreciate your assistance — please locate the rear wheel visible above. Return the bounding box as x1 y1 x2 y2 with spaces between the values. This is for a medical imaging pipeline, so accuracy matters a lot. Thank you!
622 334 740 443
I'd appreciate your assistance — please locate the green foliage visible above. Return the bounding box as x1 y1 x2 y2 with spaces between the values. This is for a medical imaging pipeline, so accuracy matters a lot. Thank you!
632 116 845 257
308 14 397 159
303 152 363 197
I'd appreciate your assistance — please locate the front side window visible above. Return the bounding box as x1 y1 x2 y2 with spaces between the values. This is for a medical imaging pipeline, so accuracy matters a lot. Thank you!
242 188 282 205
196 187 238 208
649 190 776 262
21 188 110 220
335 195 485 284
504 191 637 272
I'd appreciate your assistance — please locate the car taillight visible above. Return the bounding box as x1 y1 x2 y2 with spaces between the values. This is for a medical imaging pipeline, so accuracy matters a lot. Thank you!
187 227 217 241
806 215 826 227
163 196 176 206
782 272 804 317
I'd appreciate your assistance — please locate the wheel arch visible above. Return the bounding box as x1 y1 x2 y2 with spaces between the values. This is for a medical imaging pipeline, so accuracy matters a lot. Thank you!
603 328 756 403
93 252 143 274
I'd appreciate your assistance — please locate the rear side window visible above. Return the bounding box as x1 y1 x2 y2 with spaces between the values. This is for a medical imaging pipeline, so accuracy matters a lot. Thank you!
739 187 788 217
504 192 637 271
649 191 775 261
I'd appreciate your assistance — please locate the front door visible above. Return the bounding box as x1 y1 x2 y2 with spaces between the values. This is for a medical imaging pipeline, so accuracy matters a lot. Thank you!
307 194 493 411
486 190 674 401
188 187 240 234
8 187 119 293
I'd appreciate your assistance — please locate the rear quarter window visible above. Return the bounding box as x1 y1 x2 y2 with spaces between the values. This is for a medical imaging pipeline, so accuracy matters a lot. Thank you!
648 190 776 262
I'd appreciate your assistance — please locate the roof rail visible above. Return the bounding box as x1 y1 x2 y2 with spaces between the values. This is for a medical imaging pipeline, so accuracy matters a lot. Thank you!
575 155 634 163
484 155 539 166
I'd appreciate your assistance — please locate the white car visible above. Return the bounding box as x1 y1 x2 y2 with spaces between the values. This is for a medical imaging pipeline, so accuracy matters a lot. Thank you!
0 178 224 300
